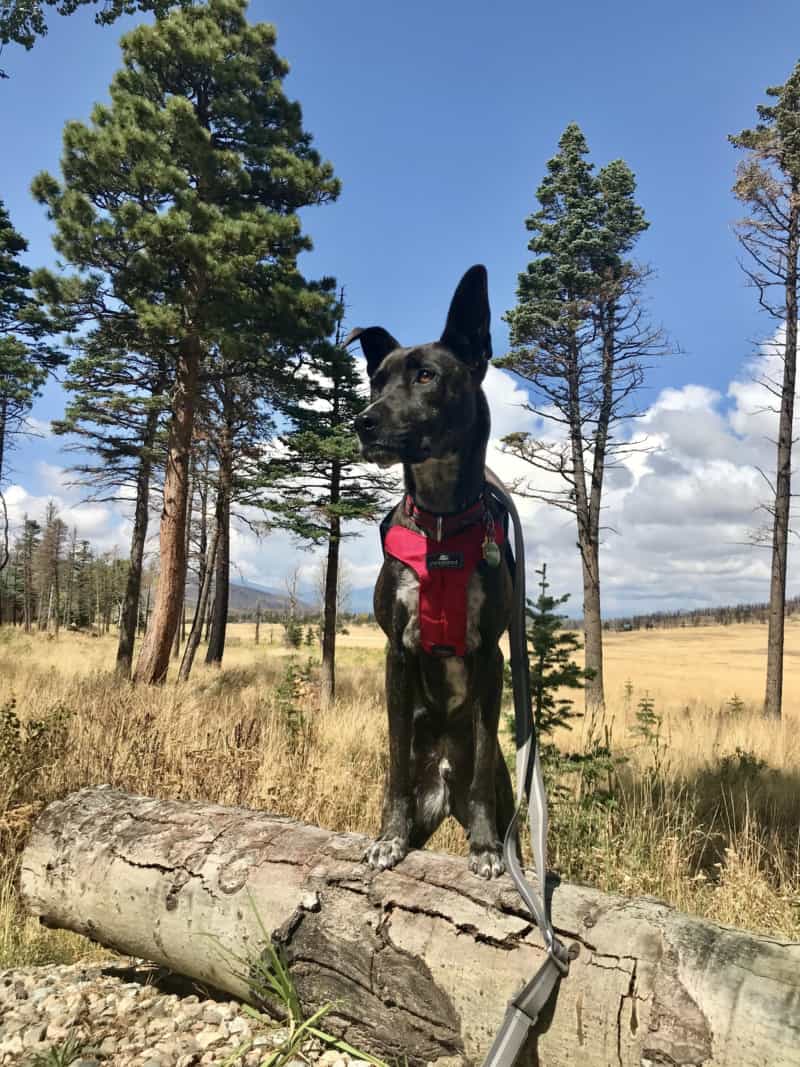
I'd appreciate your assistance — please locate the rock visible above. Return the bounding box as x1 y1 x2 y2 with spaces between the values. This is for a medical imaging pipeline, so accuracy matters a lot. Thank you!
319 1052 343 1066
22 1022 48 1048
195 1026 223 1050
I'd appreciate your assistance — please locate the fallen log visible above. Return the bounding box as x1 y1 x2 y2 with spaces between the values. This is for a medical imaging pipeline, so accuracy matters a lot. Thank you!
20 786 800 1067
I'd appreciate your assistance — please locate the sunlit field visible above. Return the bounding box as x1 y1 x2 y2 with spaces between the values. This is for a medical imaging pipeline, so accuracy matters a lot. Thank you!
1 619 799 970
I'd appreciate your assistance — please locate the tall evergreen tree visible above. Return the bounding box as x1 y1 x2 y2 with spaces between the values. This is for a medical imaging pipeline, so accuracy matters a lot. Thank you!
17 516 40 632
0 201 61 568
502 123 666 709
33 0 339 683
52 342 169 676
730 63 800 720
260 327 395 706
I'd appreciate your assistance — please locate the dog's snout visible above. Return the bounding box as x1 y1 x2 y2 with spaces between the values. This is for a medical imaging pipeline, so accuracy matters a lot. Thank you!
355 408 378 438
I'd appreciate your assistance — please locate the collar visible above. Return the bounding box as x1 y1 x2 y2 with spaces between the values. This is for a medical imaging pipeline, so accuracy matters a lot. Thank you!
403 491 486 542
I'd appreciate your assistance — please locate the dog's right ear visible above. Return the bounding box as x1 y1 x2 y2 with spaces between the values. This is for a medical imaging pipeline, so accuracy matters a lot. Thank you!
343 326 402 378
440 265 492 377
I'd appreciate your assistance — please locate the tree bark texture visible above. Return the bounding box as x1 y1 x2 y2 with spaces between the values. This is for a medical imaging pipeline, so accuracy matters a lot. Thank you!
116 406 160 679
21 787 800 1067
567 344 605 709
764 186 799 720
206 414 232 667
178 525 219 682
320 467 341 710
134 338 200 685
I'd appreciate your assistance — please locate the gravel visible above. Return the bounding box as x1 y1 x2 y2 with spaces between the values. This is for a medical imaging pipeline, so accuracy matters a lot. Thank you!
0 961 370 1066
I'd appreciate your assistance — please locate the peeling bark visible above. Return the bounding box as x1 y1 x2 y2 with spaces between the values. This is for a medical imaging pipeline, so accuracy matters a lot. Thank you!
21 788 800 1067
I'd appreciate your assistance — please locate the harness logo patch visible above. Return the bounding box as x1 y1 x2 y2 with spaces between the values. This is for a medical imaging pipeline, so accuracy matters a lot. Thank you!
427 551 464 570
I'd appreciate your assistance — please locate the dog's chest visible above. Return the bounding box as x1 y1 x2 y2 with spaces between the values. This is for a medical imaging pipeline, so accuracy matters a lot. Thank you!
397 567 486 655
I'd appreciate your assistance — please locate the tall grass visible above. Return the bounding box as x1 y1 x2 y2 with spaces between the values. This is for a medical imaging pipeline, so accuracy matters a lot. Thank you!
1 623 798 970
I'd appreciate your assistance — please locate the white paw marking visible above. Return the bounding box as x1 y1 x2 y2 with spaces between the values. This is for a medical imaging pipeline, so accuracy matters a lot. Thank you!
364 836 408 871
469 847 505 880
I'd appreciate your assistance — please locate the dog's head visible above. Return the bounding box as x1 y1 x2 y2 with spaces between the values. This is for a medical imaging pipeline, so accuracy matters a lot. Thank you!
348 265 491 466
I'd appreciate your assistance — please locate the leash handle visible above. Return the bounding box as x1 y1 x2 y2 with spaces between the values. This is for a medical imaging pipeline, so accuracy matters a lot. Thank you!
482 469 577 1067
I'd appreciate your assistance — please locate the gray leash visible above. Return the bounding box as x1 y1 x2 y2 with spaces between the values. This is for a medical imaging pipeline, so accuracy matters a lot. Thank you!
483 469 578 1067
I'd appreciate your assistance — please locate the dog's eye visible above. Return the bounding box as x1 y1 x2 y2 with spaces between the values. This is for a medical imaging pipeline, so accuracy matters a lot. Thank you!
415 368 436 384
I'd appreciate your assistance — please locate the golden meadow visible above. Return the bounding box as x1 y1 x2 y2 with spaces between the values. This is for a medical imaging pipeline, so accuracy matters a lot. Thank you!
1 619 799 968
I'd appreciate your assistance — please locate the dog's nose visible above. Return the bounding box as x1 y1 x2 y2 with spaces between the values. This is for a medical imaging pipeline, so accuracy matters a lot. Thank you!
355 409 377 438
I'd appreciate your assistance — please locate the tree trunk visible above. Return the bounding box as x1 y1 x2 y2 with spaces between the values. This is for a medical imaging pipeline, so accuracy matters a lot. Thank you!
45 582 54 634
116 408 159 678
320 468 341 710
205 420 232 667
578 532 604 708
178 525 219 682
171 605 183 659
21 787 800 1067
567 345 605 710
134 338 200 685
764 186 798 720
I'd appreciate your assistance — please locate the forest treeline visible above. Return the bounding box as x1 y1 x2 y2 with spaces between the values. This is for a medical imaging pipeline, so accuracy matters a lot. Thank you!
602 597 800 632
2 0 800 716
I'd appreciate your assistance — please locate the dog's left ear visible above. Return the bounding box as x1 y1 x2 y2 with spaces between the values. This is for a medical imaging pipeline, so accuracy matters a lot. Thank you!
440 264 492 379
343 326 402 378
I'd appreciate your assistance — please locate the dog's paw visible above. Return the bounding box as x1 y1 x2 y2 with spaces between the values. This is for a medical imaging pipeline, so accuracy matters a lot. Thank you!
364 835 408 871
469 846 505 880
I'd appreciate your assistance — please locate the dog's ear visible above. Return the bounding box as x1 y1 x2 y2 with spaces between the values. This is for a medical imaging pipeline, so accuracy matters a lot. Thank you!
344 326 402 378
440 265 492 378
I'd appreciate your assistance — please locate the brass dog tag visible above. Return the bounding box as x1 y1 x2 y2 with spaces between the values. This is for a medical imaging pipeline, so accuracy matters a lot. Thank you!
482 537 501 568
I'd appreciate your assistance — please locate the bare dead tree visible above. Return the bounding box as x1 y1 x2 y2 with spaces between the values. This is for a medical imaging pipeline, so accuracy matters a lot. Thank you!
730 62 800 719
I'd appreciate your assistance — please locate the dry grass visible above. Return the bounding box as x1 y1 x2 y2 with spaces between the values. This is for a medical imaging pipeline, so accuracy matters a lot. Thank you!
1 619 799 970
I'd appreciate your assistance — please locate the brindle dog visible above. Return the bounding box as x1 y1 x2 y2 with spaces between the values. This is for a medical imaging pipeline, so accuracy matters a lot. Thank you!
348 265 515 879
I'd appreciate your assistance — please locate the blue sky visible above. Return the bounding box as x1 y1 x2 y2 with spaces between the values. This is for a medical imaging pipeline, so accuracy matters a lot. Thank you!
2 0 800 613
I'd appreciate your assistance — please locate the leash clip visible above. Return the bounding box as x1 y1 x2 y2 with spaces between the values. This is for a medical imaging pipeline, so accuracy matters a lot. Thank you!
546 935 576 977
436 515 443 542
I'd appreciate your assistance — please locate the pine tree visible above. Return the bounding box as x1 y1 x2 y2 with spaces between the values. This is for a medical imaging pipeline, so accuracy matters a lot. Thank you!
259 326 394 706
17 516 41 632
730 63 800 720
525 564 588 738
52 343 169 676
34 501 68 633
33 0 339 683
502 124 667 710
0 201 61 568
0 0 177 75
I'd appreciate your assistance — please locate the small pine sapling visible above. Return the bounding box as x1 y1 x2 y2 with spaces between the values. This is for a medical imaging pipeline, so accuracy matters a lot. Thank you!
524 563 591 740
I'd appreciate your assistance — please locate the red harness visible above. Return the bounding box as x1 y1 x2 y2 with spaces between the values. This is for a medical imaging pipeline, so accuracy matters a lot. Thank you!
382 495 505 658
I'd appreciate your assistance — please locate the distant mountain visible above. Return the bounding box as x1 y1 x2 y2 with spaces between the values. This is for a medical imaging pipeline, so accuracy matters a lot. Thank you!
185 577 314 616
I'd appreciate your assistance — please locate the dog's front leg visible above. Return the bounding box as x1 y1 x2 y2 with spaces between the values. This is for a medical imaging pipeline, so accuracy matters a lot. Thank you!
467 647 505 879
365 646 414 871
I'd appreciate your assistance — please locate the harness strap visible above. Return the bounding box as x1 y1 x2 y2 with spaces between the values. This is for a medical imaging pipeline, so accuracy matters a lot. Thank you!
482 468 578 1067
402 493 485 541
